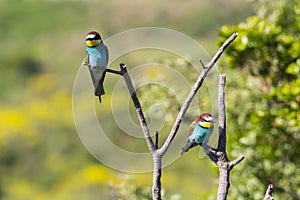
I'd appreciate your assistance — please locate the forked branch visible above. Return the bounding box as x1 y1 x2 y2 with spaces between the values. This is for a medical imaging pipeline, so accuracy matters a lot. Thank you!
159 32 238 156
105 32 239 200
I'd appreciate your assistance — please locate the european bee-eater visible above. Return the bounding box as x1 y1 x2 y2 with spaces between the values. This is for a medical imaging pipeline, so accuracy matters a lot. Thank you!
181 113 215 155
83 31 109 103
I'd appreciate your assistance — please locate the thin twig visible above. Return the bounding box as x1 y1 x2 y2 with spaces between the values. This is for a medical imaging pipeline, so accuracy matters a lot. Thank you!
105 68 123 75
199 59 206 69
229 156 245 170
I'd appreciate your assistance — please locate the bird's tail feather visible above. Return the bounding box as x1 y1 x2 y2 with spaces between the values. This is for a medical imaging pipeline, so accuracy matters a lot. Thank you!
95 71 106 103
95 84 105 96
181 140 197 155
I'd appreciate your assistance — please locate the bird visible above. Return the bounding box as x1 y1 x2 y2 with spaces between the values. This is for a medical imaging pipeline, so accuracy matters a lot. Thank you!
181 113 215 155
83 31 109 103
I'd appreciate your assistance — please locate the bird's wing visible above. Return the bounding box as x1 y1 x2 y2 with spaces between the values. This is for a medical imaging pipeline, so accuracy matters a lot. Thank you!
89 68 97 87
104 44 109 67
96 44 108 68
83 53 89 64
187 121 196 136
181 139 197 155
85 54 97 87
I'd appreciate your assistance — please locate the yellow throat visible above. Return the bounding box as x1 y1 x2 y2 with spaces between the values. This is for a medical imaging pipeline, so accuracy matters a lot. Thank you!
86 40 100 47
199 121 212 128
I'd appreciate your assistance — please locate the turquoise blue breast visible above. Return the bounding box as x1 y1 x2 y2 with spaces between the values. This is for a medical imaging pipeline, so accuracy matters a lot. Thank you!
189 124 207 143
86 43 108 69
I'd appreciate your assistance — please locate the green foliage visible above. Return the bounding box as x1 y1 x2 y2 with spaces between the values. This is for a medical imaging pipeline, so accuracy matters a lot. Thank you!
218 0 300 199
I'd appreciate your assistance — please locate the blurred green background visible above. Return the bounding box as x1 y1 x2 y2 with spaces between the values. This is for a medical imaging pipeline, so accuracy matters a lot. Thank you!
0 0 299 199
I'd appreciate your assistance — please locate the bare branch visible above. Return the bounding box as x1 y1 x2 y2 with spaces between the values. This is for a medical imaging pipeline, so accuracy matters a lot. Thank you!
216 75 230 200
205 32 238 71
159 32 238 156
202 143 218 163
229 156 245 170
119 63 156 152
105 68 123 75
210 32 238 67
218 74 227 152
264 184 274 200
152 153 162 200
217 168 230 200
155 130 159 149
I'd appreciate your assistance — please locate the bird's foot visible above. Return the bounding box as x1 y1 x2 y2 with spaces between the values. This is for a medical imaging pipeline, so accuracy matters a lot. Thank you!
82 60 93 68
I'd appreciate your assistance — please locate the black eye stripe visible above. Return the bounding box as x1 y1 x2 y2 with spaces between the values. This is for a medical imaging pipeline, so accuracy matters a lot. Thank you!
86 34 101 40
86 38 101 42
